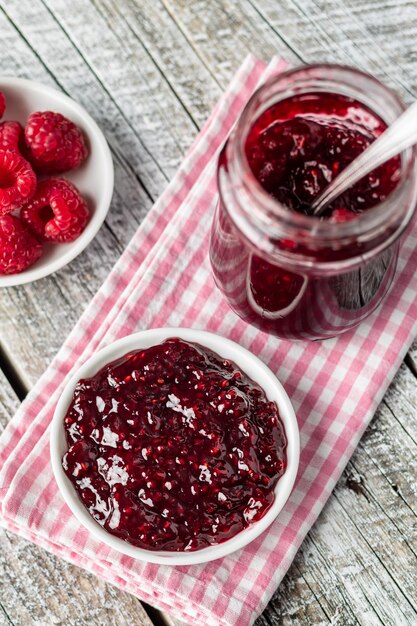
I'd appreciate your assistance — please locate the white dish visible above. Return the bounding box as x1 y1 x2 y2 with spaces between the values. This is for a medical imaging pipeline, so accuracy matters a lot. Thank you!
0 77 114 287
50 328 300 565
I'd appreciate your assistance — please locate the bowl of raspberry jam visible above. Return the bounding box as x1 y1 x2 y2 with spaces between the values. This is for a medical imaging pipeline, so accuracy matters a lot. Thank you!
51 328 299 565
210 65 417 340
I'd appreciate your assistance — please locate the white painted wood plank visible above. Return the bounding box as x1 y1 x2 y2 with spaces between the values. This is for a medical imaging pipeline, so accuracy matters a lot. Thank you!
250 0 417 101
0 529 155 626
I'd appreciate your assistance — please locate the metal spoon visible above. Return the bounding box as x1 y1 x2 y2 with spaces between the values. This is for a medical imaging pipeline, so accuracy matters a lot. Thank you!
311 100 417 216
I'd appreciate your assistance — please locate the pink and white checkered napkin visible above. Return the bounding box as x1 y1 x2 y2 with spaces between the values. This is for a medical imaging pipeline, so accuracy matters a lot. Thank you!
2 55 417 626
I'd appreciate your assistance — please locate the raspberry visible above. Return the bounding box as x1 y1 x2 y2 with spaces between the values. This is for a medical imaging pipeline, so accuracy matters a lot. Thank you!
0 92 5 119
25 111 88 174
0 121 24 152
0 150 37 215
0 214 42 274
20 178 89 243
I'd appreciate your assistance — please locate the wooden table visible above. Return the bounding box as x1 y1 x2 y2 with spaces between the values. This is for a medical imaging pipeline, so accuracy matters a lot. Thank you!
1 1 416 624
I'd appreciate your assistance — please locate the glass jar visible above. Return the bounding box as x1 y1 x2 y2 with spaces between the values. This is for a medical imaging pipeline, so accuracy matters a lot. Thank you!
210 65 417 341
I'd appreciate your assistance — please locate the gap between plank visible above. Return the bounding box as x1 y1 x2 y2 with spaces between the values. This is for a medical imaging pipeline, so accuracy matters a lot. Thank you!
0 342 28 402
0 602 15 626
247 0 305 63
334 490 417 619
42 0 200 137
404 353 417 379
101 3 200 133
160 0 224 90
143 603 177 626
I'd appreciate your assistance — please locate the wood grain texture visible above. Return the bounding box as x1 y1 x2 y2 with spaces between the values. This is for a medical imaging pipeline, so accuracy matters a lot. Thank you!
0 530 156 626
0 0 416 624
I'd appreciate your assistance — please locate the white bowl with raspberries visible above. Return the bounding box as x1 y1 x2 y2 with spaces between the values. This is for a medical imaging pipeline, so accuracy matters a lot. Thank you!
0 77 114 287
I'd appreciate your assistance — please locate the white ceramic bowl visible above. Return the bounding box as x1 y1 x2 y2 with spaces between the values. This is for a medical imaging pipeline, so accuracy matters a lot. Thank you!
50 328 300 565
0 77 114 287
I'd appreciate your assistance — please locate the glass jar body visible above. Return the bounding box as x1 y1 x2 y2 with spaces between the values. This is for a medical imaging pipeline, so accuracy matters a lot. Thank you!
211 192 400 340
209 65 417 341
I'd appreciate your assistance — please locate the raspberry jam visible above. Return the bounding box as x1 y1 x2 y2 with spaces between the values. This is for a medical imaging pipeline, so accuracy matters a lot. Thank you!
245 93 400 219
210 65 417 340
62 338 287 552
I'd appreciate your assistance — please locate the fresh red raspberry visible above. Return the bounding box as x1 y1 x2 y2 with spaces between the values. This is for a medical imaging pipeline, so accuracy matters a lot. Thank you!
20 178 89 243
0 121 24 152
25 111 88 174
0 214 43 274
0 150 37 215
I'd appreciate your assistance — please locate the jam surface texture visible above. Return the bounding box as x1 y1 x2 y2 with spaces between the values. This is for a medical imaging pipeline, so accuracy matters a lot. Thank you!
62 338 287 551
245 92 400 218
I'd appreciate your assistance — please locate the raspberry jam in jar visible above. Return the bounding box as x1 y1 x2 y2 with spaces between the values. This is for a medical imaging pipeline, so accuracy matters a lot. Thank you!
62 338 287 552
210 65 417 340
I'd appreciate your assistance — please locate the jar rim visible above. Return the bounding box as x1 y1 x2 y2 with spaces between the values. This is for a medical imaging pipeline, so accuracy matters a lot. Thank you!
229 63 416 245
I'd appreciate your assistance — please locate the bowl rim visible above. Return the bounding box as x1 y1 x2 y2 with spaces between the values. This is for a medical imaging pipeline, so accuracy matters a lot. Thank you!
50 327 300 565
0 76 114 288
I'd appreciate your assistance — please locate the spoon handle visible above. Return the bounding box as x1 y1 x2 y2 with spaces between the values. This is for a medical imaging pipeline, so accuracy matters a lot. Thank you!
312 100 417 216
